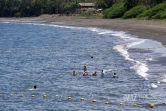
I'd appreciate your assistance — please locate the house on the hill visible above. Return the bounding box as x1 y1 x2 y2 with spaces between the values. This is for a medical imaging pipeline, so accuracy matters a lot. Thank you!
78 3 95 11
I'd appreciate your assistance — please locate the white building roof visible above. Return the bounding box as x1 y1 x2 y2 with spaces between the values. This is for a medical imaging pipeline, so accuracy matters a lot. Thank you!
78 3 95 7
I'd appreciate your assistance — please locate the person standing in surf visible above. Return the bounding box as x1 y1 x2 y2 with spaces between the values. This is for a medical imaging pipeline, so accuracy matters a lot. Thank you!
84 65 87 72
101 70 104 77
83 65 88 76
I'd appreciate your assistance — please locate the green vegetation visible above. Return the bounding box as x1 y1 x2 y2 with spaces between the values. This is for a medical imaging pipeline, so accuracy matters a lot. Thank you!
0 0 112 17
152 11 166 19
0 0 95 17
138 2 166 19
123 5 146 19
63 2 78 14
0 0 166 19
103 0 166 19
103 3 125 19
137 2 166 19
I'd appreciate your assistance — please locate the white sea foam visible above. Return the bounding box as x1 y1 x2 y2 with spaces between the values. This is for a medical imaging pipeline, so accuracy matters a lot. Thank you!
113 32 149 80
6 22 86 30
113 44 149 80
2 22 10 23
36 23 85 30
104 69 112 73
90 28 98 32
112 33 128 38
151 83 158 88
161 75 166 82
113 45 132 61
162 79 166 82
89 28 114 35
28 88 37 90
130 61 149 80
146 58 153 61
98 31 112 35
127 40 145 48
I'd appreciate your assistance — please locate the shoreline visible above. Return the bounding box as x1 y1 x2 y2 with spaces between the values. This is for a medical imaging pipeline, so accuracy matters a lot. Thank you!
0 16 166 45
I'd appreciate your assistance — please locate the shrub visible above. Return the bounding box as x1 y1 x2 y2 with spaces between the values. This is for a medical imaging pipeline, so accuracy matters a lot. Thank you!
103 3 126 19
152 10 166 19
137 10 148 18
123 5 146 19
160 11 166 19
14 12 21 17
103 8 111 18
137 2 166 19
107 3 126 18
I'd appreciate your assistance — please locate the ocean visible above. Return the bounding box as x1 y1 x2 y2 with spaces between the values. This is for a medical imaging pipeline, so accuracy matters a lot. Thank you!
0 22 166 111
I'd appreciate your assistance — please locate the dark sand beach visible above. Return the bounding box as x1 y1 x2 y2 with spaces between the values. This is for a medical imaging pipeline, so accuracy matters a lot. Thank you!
0 15 166 44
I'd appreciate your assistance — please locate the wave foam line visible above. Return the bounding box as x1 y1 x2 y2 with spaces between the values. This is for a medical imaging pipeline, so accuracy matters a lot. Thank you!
113 43 149 80
1 22 87 30
1 22 10 23
89 28 150 79
89 28 114 35
127 39 145 48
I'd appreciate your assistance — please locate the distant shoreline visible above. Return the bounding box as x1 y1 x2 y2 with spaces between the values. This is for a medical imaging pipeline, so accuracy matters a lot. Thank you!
1 15 166 45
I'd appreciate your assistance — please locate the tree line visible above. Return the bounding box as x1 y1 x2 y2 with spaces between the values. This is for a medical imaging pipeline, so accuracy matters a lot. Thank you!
0 0 165 17
103 0 166 19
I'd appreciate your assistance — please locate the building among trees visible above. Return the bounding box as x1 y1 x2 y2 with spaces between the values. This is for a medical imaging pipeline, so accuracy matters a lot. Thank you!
78 3 95 11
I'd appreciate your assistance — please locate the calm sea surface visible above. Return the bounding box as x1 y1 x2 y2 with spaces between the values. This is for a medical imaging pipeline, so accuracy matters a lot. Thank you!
0 22 166 111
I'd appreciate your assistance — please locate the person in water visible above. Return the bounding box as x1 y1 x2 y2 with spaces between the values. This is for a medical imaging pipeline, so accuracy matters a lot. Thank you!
92 71 97 76
83 71 88 76
34 85 37 89
84 65 87 72
101 70 104 77
113 73 118 78
72 71 76 76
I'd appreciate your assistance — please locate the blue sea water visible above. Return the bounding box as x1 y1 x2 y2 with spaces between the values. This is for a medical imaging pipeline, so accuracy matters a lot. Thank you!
0 22 166 111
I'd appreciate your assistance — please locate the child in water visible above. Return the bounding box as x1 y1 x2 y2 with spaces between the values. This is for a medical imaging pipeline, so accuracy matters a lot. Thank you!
72 71 76 76
113 73 118 78
83 71 88 76
83 65 88 76
92 71 97 76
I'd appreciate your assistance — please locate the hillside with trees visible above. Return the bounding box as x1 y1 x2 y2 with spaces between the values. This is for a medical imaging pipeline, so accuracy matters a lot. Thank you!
103 0 166 19
0 0 166 19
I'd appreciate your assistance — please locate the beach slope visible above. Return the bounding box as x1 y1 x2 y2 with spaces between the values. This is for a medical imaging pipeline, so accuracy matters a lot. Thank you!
0 16 166 45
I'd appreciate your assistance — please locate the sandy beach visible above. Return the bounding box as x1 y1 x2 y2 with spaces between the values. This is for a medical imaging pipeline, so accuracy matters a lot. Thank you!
0 15 166 45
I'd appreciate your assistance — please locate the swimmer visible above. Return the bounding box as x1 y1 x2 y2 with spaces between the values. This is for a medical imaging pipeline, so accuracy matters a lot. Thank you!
34 85 37 89
101 70 104 77
92 71 97 76
83 71 88 76
72 71 76 76
91 56 93 59
28 85 37 90
112 73 118 78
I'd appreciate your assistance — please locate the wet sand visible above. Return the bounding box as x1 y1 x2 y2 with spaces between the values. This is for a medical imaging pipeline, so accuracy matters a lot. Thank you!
0 15 166 45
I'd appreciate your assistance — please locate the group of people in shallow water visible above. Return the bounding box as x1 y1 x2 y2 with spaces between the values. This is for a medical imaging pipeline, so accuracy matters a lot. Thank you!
72 65 118 78
33 66 118 90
